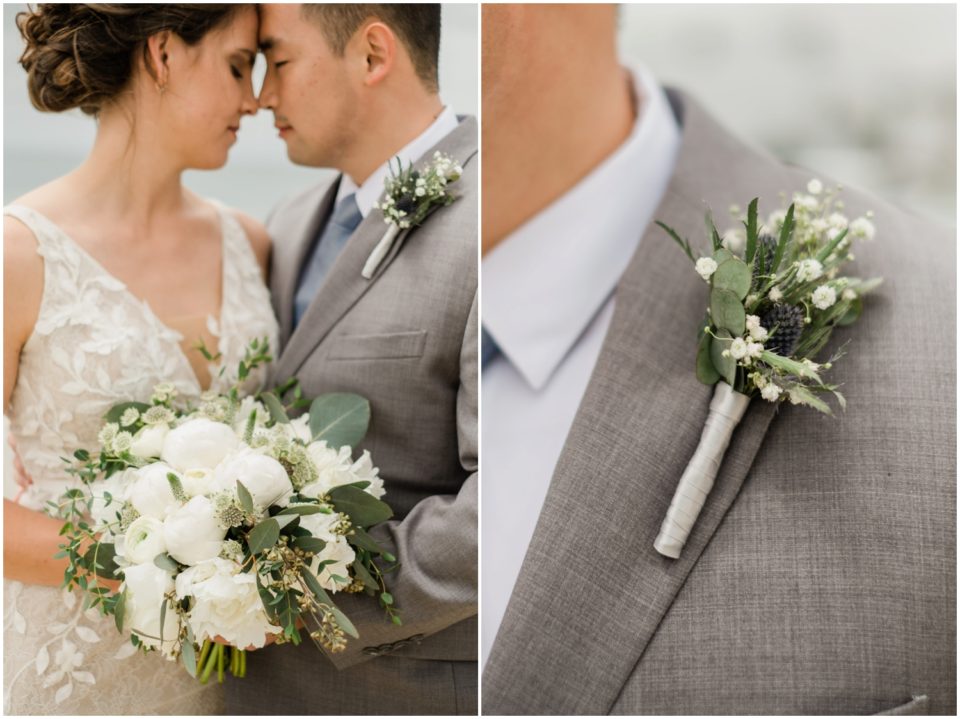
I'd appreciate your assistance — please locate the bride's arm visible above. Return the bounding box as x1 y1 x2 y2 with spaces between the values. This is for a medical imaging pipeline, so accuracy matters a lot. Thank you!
4 215 68 587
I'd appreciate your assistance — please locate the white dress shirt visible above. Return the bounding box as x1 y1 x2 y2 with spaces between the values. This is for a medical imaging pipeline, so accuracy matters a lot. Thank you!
337 106 459 217
481 65 681 667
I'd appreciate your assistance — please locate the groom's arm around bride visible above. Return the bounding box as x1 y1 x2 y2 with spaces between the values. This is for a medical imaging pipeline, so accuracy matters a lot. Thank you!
228 5 477 715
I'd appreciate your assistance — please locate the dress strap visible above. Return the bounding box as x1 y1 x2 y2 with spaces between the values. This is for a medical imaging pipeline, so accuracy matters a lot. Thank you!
3 204 57 253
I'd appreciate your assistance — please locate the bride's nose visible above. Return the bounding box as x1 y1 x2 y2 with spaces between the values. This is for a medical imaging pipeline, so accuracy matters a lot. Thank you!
240 86 258 116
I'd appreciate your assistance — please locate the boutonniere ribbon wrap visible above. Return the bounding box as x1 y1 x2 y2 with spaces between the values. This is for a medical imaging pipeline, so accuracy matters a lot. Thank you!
361 151 464 279
654 181 882 559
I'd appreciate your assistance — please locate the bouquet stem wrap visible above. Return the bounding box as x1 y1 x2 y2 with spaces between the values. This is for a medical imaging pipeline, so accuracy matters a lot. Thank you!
362 225 401 279
654 382 751 559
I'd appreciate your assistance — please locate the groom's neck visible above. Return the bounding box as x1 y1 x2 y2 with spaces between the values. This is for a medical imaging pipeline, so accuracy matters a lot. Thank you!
343 93 445 187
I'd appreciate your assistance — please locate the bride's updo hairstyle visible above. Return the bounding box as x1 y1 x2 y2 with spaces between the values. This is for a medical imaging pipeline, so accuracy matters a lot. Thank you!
17 4 240 115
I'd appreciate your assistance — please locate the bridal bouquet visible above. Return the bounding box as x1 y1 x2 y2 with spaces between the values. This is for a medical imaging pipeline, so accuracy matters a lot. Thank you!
654 181 882 559
52 339 400 682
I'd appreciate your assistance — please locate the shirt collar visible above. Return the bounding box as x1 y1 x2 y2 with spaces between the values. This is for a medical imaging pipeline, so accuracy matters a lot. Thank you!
481 64 682 390
337 106 459 217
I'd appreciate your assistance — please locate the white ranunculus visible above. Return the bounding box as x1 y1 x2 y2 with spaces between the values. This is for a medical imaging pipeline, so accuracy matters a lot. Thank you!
162 496 226 566
90 468 136 534
122 517 167 565
128 463 183 519
350 450 385 499
123 562 178 657
311 536 356 592
212 448 291 510
129 423 170 460
161 418 239 471
176 559 278 648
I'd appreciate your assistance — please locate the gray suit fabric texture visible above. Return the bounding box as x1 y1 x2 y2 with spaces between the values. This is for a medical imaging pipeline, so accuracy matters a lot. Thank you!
481 91 956 715
226 117 478 716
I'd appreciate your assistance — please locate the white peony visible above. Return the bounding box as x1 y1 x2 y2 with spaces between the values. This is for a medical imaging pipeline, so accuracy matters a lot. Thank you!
176 559 278 648
128 463 183 519
180 468 215 498
123 563 178 657
129 424 169 460
350 451 385 499
162 496 226 566
211 448 291 510
161 418 239 472
122 517 167 565
302 442 356 498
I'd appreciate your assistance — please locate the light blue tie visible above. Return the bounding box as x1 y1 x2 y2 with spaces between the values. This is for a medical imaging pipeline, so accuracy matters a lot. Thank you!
293 193 363 329
481 326 500 370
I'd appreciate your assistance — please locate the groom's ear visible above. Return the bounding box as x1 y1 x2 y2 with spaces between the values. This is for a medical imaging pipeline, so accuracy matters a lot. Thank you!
356 21 396 87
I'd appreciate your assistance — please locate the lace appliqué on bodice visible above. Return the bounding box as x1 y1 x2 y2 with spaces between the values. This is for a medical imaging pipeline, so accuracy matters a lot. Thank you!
3 202 279 714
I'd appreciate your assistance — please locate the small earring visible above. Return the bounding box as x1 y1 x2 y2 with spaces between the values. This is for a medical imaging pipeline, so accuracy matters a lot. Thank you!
155 81 166 96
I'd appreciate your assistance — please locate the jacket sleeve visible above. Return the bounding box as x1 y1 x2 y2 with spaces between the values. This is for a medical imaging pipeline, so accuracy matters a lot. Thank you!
324 291 478 670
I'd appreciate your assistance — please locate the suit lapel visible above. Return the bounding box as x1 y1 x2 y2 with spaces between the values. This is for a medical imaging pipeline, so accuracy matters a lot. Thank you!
273 116 478 381
483 91 785 714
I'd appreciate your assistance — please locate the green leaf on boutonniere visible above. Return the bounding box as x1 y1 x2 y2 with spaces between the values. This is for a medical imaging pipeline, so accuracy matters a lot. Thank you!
837 298 862 326
710 288 746 335
786 385 833 415
713 258 752 300
713 248 733 265
710 330 737 385
745 197 759 263
760 351 821 383
308 393 370 448
696 333 721 385
770 203 795 275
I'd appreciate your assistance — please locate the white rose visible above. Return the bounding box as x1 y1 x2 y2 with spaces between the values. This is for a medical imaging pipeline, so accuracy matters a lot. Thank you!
162 496 226 566
122 517 167 565
212 448 291 510
161 418 239 471
123 563 178 657
175 559 278 648
129 463 183 519
129 424 169 460
311 535 356 592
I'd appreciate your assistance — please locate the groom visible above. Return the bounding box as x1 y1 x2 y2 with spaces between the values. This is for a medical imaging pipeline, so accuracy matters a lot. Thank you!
228 5 477 715
482 4 954 716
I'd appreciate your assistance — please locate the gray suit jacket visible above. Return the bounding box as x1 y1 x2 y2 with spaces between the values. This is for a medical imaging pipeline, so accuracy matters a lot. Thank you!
481 92 955 715
229 118 477 715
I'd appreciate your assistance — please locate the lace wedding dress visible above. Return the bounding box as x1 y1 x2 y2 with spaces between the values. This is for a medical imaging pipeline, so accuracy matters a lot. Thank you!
3 203 279 715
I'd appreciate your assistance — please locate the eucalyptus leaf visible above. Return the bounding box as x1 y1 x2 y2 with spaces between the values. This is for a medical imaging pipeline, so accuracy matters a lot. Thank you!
308 394 371 448
260 391 290 425
159 598 167 644
83 542 120 580
696 333 721 385
710 330 736 385
114 590 126 634
247 518 280 555
236 481 254 514
352 561 379 592
710 288 746 335
713 248 733 265
293 535 327 554
329 485 393 528
181 636 197 678
277 504 325 516
350 526 388 554
713 258 752 300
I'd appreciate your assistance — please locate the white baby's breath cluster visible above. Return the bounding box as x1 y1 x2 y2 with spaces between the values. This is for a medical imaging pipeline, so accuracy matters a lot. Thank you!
87 385 385 658
378 151 463 230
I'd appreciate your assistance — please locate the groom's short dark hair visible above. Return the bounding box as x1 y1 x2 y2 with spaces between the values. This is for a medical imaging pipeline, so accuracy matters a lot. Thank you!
303 4 441 93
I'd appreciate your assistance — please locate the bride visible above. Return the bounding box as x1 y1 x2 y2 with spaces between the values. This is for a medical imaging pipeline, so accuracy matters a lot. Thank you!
3 4 278 714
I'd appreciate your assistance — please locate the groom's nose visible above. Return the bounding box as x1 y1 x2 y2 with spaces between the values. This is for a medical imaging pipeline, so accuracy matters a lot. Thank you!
259 70 278 110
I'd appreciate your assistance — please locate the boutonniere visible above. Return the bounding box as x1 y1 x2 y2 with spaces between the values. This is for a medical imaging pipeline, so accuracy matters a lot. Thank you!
654 180 882 559
361 151 464 279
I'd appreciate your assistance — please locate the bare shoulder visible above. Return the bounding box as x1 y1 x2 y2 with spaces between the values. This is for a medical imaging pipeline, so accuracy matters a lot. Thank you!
231 210 272 280
3 214 44 349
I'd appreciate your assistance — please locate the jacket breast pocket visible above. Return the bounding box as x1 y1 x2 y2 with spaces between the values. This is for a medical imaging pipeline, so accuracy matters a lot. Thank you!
326 330 427 361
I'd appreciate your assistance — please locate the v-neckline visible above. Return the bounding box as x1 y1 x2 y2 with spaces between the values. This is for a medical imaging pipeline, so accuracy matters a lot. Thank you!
10 203 228 393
